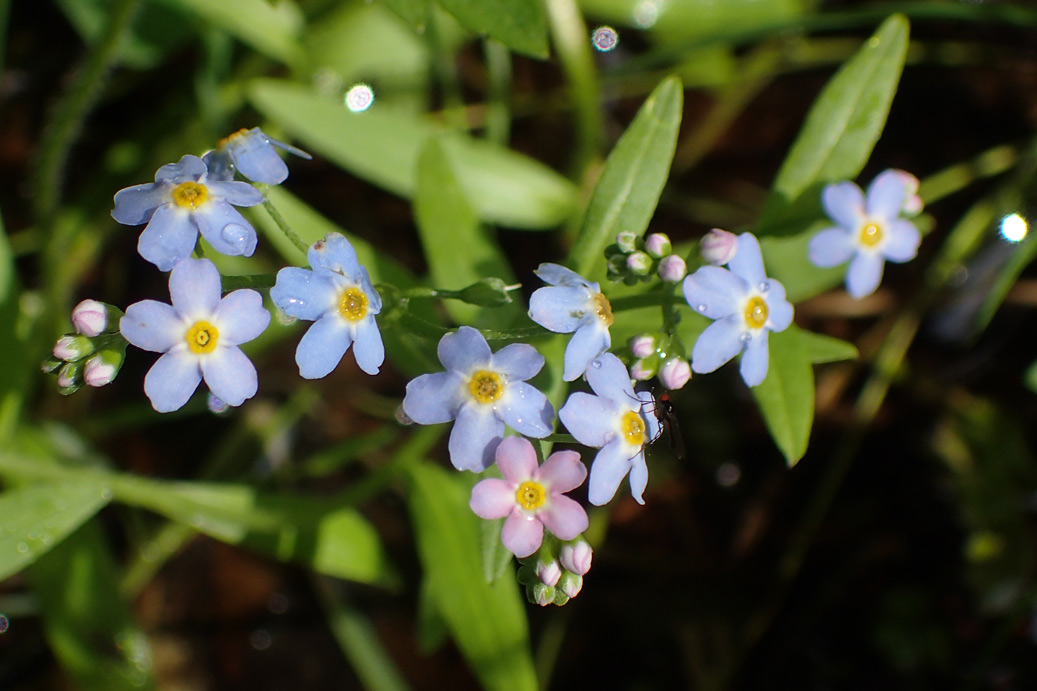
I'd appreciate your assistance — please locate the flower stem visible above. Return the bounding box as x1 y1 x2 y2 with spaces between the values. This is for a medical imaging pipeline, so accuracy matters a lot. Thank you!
261 196 309 255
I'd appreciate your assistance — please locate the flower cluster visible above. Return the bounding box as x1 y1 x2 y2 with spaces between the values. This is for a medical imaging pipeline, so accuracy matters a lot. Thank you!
605 231 687 285
43 299 127 394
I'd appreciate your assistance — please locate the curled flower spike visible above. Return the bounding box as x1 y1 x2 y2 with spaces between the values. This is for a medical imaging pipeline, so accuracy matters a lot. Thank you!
270 233 384 378
470 437 589 558
682 233 794 387
528 263 613 381
112 155 264 271
558 353 661 506
120 258 270 412
401 327 554 472
808 169 923 298
203 127 312 185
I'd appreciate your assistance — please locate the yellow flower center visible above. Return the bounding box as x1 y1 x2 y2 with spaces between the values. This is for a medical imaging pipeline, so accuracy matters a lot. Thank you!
621 410 645 447
515 481 546 511
172 181 209 210
744 296 768 330
338 287 368 322
859 222 884 248
468 370 504 404
185 320 219 354
592 293 614 327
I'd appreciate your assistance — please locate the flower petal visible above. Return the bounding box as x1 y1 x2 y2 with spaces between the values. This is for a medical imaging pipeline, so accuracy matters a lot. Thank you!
470 478 516 519
137 205 198 271
498 382 553 438
205 180 265 207
121 300 184 353
144 350 202 413
739 328 770 387
822 181 866 229
501 512 544 558
682 266 746 319
764 282 794 333
295 314 351 379
438 326 491 373
559 392 617 448
636 391 662 441
402 371 464 424
309 232 362 278
627 453 648 505
865 169 908 220
883 219 921 263
214 289 270 346
448 405 502 472
539 495 588 540
495 436 538 482
202 345 258 406
539 450 586 493
271 267 337 321
491 343 545 382
808 227 856 267
194 203 258 258
225 129 290 185
587 440 633 506
112 183 170 225
534 263 589 287
169 258 221 320
691 315 746 374
585 352 636 406
157 155 207 182
846 252 885 298
562 322 610 381
728 233 766 286
528 285 590 333
351 317 384 375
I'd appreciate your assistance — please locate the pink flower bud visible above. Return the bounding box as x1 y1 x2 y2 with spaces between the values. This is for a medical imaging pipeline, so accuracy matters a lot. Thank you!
658 358 691 390
56 363 80 389
629 359 655 381
53 335 92 361
626 251 652 275
71 299 108 337
644 233 672 258
537 559 561 587
657 254 687 282
701 228 737 265
83 354 117 388
629 334 656 359
558 572 583 599
560 540 593 575
615 231 638 253
532 583 556 607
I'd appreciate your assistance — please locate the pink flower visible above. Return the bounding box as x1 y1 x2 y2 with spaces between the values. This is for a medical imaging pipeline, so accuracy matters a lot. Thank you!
470 437 589 558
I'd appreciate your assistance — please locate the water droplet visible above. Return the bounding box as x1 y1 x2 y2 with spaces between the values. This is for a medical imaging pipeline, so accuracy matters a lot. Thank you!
591 360 602 369
758 280 770 292
697 304 707 312
591 26 619 52
739 332 752 344
100 487 113 500
221 223 250 251
344 83 374 112
15 543 28 553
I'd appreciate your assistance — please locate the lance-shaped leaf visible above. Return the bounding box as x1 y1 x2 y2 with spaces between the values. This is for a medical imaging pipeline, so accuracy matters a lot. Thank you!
751 325 814 465
437 0 548 58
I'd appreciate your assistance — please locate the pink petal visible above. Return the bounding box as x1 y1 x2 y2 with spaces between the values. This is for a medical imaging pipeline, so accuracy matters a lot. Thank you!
501 511 544 558
495 436 538 482
539 450 587 493
539 496 589 541
470 478 515 519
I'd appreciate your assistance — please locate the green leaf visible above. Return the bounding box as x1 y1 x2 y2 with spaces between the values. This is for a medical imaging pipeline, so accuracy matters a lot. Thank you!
1025 359 1037 395
760 228 845 303
751 325 814 465
436 0 547 58
379 0 431 29
570 75 683 278
0 209 28 438
799 329 858 364
0 481 110 582
247 79 577 229
757 14 909 235
972 226 1037 337
155 0 304 66
406 461 536 691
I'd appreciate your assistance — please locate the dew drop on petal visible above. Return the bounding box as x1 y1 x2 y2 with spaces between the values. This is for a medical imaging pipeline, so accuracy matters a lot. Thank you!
739 332 752 344
591 26 618 52
221 223 251 251
697 304 707 313
758 281 770 292
344 83 374 112
591 360 602 369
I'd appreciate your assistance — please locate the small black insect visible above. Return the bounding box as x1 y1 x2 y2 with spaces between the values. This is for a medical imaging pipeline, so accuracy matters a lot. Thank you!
646 391 685 461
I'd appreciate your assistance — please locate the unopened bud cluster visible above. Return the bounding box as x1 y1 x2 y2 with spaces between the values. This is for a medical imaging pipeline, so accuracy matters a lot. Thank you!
627 333 691 390
518 538 593 607
606 232 687 285
43 300 127 395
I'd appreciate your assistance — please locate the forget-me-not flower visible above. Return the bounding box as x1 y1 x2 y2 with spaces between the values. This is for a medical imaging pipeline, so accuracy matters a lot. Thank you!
203 127 312 185
682 232 793 387
270 233 384 378
808 169 922 298
402 326 554 472
120 258 270 413
558 353 661 506
528 263 613 381
469 436 589 558
112 155 264 271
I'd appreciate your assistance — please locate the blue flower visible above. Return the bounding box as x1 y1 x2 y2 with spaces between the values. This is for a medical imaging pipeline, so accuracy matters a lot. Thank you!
401 326 554 472
808 169 922 298
120 258 270 412
203 127 312 185
682 232 793 387
558 353 660 506
112 155 264 271
528 263 613 381
270 233 384 378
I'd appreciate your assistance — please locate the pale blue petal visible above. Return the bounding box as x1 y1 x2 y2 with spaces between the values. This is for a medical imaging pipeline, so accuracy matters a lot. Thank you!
627 452 649 505
448 405 502 472
691 316 746 374
309 233 362 277
120 300 183 353
528 285 590 333
587 440 633 506
883 219 921 263
214 289 270 345
194 203 258 258
225 128 289 185
866 169 908 221
808 227 855 267
765 284 794 333
498 382 553 437
491 343 544 381
137 204 198 271
636 391 662 441
562 322 609 381
559 392 617 447
682 266 745 319
295 315 351 379
269 136 311 160
112 183 170 225
202 150 235 182
822 181 865 229
169 258 221 319
438 326 491 372
739 329 770 387
202 346 258 406
205 180 265 207
846 252 884 298
271 267 336 321
534 263 589 287
144 350 202 413
156 155 207 183
403 371 465 424
585 353 635 406
728 233 766 285
357 268 382 313
352 317 384 375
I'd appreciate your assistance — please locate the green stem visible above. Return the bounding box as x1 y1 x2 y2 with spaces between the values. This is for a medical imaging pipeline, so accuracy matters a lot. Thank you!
483 39 512 145
262 195 308 254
